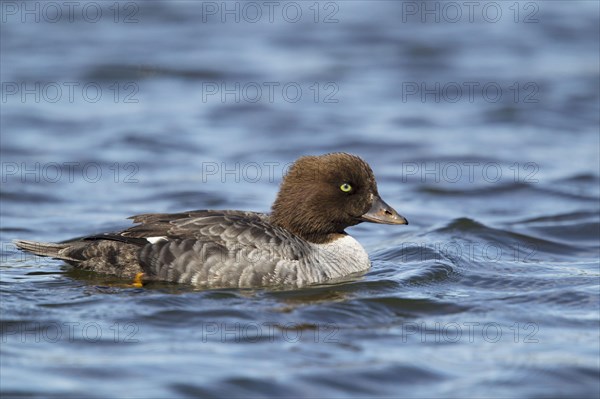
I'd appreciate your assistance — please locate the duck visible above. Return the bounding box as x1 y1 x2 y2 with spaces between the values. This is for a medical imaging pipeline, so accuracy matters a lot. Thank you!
14 153 408 288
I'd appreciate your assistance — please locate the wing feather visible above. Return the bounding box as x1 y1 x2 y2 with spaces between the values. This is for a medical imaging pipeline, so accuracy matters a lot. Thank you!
119 210 308 286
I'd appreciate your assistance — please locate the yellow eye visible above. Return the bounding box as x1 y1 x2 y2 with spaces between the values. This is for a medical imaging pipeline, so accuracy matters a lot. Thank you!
340 183 352 192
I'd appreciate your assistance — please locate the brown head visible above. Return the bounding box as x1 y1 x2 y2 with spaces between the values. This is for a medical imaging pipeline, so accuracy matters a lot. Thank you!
271 153 407 243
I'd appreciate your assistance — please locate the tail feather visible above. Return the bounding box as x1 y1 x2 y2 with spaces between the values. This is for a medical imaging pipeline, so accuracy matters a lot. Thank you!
13 240 78 261
14 238 143 278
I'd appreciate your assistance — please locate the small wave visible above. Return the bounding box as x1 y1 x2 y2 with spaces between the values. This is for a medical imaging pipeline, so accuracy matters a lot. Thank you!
429 217 580 257
102 133 202 154
358 295 468 317
513 210 598 225
0 191 62 204
84 64 230 82
511 212 599 249
300 364 445 395
558 173 599 183
498 288 600 309
399 261 458 286
419 182 531 196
